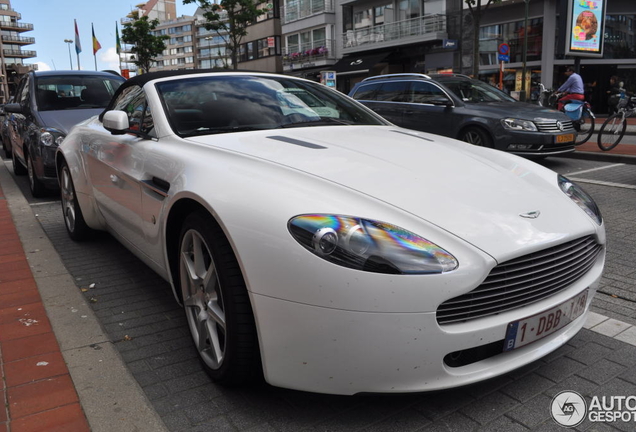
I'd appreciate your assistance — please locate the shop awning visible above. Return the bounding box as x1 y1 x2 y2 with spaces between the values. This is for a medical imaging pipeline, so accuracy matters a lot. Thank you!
331 53 389 76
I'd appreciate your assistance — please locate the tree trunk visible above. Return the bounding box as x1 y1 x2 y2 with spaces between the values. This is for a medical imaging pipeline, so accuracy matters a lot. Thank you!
471 9 481 77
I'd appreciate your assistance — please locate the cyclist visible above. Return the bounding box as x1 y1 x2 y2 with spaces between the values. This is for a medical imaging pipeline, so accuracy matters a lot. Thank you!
556 67 585 111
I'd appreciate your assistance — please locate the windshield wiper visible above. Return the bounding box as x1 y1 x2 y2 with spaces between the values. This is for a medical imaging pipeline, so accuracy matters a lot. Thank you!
280 117 354 128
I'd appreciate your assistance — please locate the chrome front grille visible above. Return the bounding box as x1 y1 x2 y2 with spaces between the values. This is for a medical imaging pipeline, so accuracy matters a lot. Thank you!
437 236 602 324
535 119 575 133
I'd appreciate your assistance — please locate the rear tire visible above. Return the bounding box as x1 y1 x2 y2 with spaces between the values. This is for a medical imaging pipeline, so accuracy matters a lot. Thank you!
178 211 261 386
597 114 627 152
12 150 26 175
573 111 595 145
60 161 93 241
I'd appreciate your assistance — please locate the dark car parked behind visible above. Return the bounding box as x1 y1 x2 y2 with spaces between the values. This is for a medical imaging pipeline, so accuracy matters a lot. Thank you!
5 70 125 197
349 73 578 158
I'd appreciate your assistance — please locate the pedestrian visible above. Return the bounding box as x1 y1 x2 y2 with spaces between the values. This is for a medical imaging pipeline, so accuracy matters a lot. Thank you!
556 66 585 111
607 75 622 114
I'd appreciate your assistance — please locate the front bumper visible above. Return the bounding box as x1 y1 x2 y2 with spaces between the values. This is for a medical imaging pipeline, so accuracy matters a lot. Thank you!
496 129 576 156
252 249 604 395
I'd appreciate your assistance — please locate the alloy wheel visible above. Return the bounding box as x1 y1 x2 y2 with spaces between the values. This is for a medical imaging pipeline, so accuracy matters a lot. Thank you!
180 229 227 370
60 166 76 233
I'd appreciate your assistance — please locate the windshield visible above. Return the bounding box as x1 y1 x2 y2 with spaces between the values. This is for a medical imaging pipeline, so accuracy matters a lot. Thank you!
156 75 387 137
438 78 517 103
35 75 124 111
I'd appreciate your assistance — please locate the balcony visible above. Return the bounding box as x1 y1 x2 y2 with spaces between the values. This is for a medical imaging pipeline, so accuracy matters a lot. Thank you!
1 35 35 45
0 21 33 32
3 49 37 58
283 39 335 71
342 14 446 52
281 0 334 24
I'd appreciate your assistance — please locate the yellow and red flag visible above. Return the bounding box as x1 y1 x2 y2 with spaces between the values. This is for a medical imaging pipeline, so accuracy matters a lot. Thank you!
92 23 101 55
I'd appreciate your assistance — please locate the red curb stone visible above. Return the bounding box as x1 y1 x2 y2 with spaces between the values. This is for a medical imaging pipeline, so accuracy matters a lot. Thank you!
4 351 69 388
7 375 79 420
1 332 61 363
10 403 90 432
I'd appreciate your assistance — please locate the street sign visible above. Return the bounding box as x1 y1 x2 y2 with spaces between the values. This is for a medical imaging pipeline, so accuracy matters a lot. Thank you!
498 54 510 62
498 43 510 55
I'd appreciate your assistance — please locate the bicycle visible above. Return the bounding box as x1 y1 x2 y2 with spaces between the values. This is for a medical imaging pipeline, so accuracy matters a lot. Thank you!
597 96 636 151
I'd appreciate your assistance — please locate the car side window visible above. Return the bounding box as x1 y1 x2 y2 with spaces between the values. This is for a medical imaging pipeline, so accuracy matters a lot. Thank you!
409 82 449 104
376 82 408 102
351 83 381 101
112 86 155 137
16 75 30 106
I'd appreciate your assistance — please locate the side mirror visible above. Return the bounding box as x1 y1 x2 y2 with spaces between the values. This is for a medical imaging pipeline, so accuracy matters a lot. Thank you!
102 110 129 135
430 97 453 107
4 103 25 114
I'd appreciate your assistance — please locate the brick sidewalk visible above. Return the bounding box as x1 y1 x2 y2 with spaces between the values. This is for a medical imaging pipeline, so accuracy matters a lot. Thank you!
0 184 89 432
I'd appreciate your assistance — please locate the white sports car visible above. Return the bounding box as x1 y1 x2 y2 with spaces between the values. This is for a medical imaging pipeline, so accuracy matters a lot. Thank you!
56 70 605 395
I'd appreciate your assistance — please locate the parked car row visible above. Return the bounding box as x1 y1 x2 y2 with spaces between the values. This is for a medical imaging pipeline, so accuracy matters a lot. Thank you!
44 70 604 395
1 70 125 196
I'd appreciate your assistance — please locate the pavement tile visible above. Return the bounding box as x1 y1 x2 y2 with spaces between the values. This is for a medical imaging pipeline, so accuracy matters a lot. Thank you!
591 319 633 338
460 391 519 425
505 394 553 429
604 344 636 367
500 374 556 403
0 303 52 342
0 278 38 296
544 375 600 399
419 412 479 432
566 342 614 366
9 403 89 432
576 358 628 386
619 365 636 385
614 326 636 346
584 312 610 329
7 375 79 419
4 351 69 387
414 389 475 420
478 416 529 431
0 391 6 423
0 332 62 363
0 289 42 310
535 356 586 383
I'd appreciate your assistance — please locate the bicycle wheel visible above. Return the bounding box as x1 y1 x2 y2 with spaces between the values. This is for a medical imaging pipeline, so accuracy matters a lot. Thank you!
597 113 627 151
574 110 595 145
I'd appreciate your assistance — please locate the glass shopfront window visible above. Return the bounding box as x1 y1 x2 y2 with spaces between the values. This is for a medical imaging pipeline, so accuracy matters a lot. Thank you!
479 18 543 66
604 14 636 59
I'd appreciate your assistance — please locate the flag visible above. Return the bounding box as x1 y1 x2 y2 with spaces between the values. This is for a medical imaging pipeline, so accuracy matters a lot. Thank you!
92 23 101 55
74 19 82 54
115 22 121 54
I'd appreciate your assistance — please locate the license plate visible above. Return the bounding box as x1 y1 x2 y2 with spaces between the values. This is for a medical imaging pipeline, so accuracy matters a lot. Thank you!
555 134 574 143
503 290 588 352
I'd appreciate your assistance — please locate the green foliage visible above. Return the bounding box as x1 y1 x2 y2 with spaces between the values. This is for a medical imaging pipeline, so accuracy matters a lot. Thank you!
121 11 169 73
184 0 268 69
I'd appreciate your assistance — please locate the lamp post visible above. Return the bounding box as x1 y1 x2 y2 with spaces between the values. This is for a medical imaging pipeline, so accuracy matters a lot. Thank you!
205 36 213 68
520 0 529 101
64 39 73 70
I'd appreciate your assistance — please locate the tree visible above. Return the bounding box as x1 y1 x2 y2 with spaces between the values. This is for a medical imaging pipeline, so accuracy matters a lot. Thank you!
465 0 502 77
184 0 267 70
121 11 169 74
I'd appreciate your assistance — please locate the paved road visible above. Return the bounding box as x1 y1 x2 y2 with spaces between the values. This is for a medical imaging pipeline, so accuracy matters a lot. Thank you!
3 155 636 431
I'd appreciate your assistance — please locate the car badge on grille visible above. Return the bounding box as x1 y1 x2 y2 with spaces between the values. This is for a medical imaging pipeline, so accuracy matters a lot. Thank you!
556 121 564 131
520 211 541 219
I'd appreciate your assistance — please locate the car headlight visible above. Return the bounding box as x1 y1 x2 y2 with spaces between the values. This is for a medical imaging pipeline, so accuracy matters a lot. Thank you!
288 214 458 274
502 118 538 132
558 175 602 225
40 128 65 147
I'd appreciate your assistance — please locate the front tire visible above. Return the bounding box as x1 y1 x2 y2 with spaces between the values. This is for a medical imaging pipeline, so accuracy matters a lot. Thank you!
27 154 46 197
178 211 260 385
597 114 627 152
60 161 93 241
460 127 493 148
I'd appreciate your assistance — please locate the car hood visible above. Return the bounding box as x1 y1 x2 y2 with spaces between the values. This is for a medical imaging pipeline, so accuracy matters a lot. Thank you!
39 109 103 135
461 101 568 120
187 126 598 261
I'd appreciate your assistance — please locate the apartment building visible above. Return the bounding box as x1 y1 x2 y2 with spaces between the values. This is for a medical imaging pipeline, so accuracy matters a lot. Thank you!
0 0 37 103
151 15 197 71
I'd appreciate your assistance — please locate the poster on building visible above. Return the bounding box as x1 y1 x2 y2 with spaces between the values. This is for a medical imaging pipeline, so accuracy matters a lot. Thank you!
565 0 607 57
